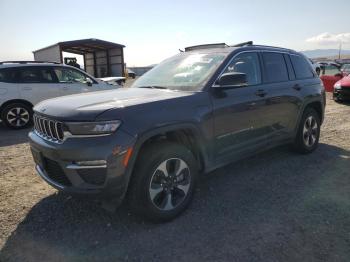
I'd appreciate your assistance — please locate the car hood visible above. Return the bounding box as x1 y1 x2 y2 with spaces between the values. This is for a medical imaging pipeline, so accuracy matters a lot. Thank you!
34 88 193 121
337 75 350 87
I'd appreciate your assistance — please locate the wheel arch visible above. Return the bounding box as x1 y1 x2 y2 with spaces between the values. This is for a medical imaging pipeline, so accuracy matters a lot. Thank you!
304 101 323 124
133 124 208 172
123 123 209 192
0 99 34 116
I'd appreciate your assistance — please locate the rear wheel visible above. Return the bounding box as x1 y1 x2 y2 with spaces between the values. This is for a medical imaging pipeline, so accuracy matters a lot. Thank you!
293 108 320 154
1 103 32 129
128 142 198 222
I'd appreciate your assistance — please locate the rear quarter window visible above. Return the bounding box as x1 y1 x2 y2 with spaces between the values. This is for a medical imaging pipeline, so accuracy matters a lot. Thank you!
0 68 16 83
290 55 315 79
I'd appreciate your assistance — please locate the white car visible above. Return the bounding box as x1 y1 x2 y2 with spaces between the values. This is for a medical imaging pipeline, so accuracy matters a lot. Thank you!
0 61 119 129
99 76 126 86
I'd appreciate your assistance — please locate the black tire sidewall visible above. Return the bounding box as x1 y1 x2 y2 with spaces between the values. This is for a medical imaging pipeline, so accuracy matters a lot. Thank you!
1 103 33 129
128 142 198 222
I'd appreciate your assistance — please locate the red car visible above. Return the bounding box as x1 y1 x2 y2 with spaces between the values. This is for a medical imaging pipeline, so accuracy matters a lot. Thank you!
333 74 350 102
319 63 343 92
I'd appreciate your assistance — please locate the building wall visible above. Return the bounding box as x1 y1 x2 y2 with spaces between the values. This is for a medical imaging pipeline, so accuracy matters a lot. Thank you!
33 45 61 62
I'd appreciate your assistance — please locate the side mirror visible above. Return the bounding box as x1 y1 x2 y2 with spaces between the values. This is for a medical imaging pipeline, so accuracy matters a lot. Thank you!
216 72 247 88
86 78 93 86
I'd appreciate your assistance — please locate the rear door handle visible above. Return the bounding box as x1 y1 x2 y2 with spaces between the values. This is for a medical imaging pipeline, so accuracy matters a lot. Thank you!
293 84 302 91
255 89 267 97
22 87 32 91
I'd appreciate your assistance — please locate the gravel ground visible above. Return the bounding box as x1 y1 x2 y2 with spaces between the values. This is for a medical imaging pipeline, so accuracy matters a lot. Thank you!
0 94 349 262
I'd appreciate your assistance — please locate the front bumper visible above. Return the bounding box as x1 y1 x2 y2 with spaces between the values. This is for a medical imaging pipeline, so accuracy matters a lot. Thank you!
28 129 136 201
333 87 350 100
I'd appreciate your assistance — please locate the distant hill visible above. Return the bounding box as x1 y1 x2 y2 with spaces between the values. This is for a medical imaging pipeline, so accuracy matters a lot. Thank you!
301 49 350 58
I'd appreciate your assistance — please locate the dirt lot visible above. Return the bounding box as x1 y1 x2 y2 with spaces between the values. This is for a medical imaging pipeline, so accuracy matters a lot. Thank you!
0 94 349 262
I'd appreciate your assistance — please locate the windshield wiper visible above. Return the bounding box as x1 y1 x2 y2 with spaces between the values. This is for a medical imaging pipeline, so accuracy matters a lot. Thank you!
138 85 168 89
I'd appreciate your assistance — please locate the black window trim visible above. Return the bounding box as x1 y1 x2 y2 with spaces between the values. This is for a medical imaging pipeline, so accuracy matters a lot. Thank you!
0 67 17 83
15 66 57 84
212 50 263 88
289 53 316 80
261 51 290 84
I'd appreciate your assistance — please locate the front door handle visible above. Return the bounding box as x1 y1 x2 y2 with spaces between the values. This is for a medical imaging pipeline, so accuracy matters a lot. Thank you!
22 87 32 91
255 89 267 97
293 84 302 91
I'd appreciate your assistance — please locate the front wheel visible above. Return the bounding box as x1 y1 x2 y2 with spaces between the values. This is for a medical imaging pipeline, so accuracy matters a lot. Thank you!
293 108 320 154
127 142 198 222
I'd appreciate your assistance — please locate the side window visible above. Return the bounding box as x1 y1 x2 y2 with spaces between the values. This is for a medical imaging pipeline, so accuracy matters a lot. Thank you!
54 68 88 84
290 55 314 79
223 52 261 86
18 67 55 83
262 52 289 83
0 68 16 83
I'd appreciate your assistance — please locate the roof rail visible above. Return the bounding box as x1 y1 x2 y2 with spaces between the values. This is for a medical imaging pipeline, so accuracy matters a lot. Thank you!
250 44 292 52
231 41 253 47
0 61 61 65
184 43 229 52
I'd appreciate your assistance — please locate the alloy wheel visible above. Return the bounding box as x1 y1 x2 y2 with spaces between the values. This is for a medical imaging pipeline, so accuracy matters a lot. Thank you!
303 116 318 147
6 107 30 127
149 158 191 211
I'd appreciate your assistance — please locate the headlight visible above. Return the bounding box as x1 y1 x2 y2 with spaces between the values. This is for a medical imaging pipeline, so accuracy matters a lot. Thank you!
334 82 341 89
65 120 121 136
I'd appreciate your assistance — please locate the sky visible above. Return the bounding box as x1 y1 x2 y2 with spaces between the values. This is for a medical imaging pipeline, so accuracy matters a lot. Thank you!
1 0 350 66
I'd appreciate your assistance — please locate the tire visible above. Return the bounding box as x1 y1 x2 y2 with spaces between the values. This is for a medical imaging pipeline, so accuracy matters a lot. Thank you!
1 103 33 129
127 142 198 222
333 93 342 103
293 107 320 154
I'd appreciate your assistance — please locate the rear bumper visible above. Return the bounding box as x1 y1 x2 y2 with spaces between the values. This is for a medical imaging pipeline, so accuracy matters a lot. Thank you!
28 129 136 202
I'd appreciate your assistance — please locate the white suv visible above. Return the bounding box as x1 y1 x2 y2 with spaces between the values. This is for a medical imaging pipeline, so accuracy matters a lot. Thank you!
0 61 119 129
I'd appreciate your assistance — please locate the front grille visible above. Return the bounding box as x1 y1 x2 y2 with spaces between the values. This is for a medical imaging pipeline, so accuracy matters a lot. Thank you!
33 114 64 143
44 158 72 186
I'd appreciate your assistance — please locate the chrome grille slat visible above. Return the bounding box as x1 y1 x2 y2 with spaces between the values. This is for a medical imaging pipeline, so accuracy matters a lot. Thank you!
33 114 64 144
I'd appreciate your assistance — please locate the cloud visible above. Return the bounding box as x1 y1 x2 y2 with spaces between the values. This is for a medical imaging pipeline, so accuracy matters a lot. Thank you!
306 32 350 45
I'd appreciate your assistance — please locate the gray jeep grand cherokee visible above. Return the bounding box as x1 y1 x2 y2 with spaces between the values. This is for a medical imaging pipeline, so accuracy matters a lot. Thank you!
29 42 325 222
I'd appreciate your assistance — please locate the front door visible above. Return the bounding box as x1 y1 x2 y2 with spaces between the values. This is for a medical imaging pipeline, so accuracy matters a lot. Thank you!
211 52 270 158
53 67 92 96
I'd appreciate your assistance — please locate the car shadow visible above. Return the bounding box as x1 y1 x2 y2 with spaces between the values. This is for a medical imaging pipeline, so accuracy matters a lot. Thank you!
1 143 350 261
0 123 31 147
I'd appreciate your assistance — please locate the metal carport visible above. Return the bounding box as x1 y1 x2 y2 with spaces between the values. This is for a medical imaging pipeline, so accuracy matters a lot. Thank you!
33 38 125 77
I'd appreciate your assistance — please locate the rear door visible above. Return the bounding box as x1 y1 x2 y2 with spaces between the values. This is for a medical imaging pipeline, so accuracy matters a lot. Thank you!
17 66 60 105
258 52 300 137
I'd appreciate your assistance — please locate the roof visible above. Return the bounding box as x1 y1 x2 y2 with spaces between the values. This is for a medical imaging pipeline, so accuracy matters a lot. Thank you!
183 41 297 55
33 38 125 54
0 62 75 70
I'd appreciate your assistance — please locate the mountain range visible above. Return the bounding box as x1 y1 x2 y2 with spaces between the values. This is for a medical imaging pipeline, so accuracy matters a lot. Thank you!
301 49 350 58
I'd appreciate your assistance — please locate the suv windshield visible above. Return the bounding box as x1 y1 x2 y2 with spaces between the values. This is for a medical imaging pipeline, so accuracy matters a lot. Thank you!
131 51 228 91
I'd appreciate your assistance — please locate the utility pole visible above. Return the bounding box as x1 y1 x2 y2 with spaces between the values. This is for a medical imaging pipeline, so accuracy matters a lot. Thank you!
339 42 342 60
